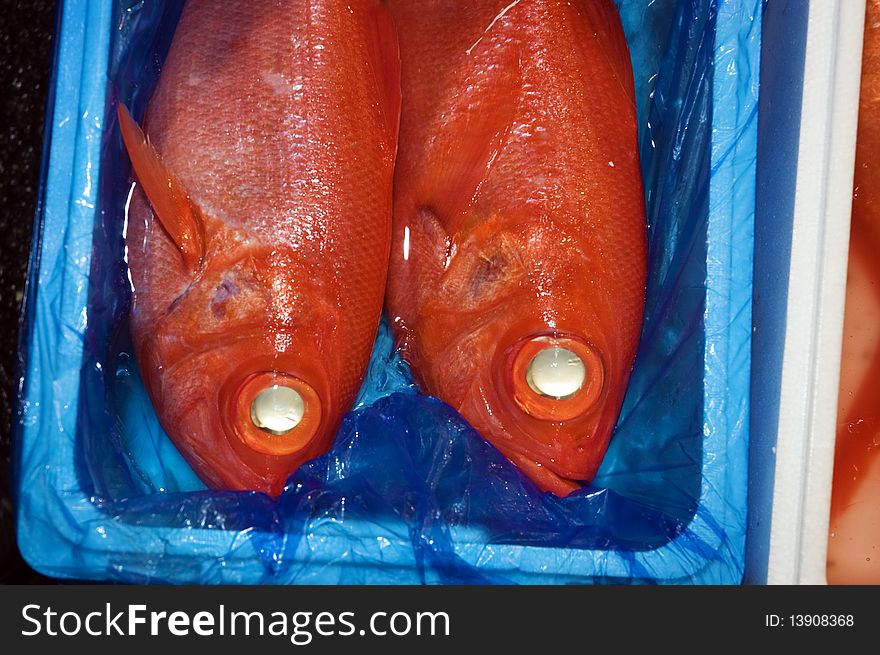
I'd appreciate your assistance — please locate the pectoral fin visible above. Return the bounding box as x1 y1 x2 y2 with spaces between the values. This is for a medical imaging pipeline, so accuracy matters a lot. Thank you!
117 102 205 272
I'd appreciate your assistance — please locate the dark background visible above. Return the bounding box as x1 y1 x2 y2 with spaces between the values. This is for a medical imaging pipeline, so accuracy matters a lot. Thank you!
0 0 58 583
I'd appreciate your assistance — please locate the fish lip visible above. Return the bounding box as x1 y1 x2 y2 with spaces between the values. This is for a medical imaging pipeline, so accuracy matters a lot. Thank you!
165 399 305 497
500 447 587 497
458 374 603 482
451 328 611 483
499 439 599 481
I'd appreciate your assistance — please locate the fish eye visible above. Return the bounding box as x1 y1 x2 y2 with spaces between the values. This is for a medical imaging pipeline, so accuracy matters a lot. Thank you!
228 372 322 456
507 335 604 421
250 385 305 435
525 347 587 400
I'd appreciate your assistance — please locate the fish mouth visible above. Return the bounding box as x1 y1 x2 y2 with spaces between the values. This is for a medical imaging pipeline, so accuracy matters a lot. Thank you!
504 450 585 497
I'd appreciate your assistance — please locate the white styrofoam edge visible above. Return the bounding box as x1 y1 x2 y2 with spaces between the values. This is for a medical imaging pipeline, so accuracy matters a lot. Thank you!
766 0 866 585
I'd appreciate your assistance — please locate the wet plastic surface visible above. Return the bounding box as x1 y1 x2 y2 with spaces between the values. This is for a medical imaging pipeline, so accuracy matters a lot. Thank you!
15 0 761 584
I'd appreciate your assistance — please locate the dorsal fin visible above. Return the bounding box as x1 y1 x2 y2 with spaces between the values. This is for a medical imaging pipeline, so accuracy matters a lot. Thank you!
367 1 402 147
117 102 205 272
419 41 522 238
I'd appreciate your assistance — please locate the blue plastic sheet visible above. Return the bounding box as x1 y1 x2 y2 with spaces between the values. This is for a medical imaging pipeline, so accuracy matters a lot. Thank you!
15 0 761 584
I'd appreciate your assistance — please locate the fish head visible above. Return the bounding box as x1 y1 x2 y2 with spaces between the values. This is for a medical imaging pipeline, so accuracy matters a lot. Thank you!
139 241 340 495
417 219 636 494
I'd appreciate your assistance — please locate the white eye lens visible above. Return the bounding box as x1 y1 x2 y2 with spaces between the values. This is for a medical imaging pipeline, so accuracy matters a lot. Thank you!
526 347 587 400
250 385 305 435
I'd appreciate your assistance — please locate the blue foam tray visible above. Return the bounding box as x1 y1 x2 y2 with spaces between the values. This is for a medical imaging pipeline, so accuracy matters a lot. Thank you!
15 0 761 584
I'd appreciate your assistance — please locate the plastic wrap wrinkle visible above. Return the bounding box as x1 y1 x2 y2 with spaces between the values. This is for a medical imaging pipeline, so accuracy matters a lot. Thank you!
14 0 761 584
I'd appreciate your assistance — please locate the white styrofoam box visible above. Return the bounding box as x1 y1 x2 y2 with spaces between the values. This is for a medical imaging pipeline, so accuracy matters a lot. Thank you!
747 0 866 584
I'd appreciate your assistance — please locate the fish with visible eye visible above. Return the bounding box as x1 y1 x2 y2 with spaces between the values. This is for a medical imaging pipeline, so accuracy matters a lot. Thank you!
118 0 400 496
385 0 647 496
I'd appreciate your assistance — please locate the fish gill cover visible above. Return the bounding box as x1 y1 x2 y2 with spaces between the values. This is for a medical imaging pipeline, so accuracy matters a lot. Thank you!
14 0 760 584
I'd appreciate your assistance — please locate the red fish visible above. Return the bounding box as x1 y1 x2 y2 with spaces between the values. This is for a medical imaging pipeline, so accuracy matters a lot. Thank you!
385 0 647 496
118 0 400 496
